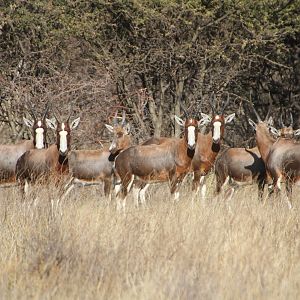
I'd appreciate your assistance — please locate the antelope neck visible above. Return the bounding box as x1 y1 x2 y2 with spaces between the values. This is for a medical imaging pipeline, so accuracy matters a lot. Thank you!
256 126 275 162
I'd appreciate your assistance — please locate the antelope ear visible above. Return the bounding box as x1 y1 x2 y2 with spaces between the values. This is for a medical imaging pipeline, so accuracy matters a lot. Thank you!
199 113 211 126
104 124 114 133
174 115 185 126
269 126 280 138
266 116 274 126
225 113 235 124
23 117 34 128
46 118 57 130
124 123 131 134
70 117 80 130
294 129 300 136
248 119 256 130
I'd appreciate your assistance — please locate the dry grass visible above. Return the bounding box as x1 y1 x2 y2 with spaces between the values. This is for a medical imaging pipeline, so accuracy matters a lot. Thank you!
0 178 300 300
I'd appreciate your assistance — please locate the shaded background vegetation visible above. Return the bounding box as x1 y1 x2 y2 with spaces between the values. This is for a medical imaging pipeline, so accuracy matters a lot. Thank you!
1 0 300 147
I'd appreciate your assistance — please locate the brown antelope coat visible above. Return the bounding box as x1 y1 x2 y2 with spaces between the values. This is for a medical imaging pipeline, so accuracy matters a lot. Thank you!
0 105 49 184
67 111 132 197
114 116 199 209
16 116 80 187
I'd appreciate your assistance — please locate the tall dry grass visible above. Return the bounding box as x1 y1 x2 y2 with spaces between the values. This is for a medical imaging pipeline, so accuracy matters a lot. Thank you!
0 179 300 300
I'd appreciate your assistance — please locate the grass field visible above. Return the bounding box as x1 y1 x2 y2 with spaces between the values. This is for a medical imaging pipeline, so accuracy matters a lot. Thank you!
0 178 299 299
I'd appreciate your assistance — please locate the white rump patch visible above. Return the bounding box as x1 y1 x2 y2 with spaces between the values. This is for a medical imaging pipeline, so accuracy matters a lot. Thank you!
35 127 45 149
187 126 196 148
212 121 222 141
59 123 68 153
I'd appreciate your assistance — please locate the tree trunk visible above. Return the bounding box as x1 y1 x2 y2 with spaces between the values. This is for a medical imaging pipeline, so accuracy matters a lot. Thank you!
174 77 184 137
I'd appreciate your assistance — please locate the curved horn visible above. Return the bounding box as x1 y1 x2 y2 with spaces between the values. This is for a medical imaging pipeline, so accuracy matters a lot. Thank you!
28 103 37 122
280 111 284 128
121 110 126 126
113 110 118 126
209 92 216 114
197 96 203 117
265 92 273 121
221 93 230 115
179 99 188 119
249 92 262 122
54 107 61 123
290 111 293 127
42 101 50 121
67 104 73 122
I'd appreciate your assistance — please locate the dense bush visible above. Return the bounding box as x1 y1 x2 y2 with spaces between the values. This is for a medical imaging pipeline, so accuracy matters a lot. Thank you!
0 0 299 145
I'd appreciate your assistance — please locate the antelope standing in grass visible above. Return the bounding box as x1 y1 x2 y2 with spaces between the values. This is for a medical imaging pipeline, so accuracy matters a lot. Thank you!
142 94 235 200
247 105 300 207
0 103 49 185
16 110 80 193
215 146 267 200
262 112 300 208
214 106 282 200
190 94 235 199
114 111 200 211
214 113 296 200
63 111 132 200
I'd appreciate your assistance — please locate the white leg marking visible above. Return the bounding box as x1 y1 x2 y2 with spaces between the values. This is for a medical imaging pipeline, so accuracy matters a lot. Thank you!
114 183 121 196
132 186 140 207
199 176 206 199
286 199 292 210
223 176 230 188
122 197 127 212
226 187 235 201
140 184 149 204
24 180 29 195
174 191 180 202
199 176 205 185
201 184 207 199
127 176 135 193
277 175 282 190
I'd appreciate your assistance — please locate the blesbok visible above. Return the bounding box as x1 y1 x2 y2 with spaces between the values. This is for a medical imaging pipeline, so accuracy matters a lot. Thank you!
114 113 200 210
214 111 298 200
214 114 279 200
16 111 80 192
63 111 132 199
247 105 300 207
262 114 300 207
142 94 235 200
215 146 267 200
190 95 235 199
0 103 49 185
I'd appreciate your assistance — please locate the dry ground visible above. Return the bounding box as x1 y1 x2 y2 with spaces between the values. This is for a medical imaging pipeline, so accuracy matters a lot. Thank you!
0 178 300 300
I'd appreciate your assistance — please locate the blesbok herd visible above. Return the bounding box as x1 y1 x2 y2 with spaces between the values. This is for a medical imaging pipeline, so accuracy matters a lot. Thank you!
1 95 300 210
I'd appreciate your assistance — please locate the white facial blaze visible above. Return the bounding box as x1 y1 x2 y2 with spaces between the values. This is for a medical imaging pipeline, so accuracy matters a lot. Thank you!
59 123 68 153
187 126 196 148
35 127 45 149
212 121 222 141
